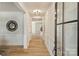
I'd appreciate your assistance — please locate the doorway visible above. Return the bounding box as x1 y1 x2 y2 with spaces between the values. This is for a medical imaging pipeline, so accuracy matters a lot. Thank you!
32 20 42 37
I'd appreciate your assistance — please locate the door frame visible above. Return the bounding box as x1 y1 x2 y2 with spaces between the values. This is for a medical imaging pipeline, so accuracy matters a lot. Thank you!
54 2 57 56
77 2 79 56
54 2 64 56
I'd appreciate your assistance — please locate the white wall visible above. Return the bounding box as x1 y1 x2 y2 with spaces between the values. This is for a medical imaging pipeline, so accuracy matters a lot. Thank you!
24 12 32 48
0 12 24 45
43 3 55 55
17 2 32 49
0 3 24 46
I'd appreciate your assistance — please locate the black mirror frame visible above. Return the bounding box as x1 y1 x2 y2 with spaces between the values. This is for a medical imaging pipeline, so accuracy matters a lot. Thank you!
6 20 18 32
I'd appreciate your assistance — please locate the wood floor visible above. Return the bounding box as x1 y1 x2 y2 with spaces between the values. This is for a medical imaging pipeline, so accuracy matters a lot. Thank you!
0 36 50 56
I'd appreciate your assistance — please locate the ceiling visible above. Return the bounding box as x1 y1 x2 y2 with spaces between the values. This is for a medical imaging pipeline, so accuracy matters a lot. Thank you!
0 2 23 12
22 2 52 18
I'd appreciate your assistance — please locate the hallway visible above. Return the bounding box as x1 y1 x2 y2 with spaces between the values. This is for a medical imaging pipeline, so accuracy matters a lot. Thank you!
0 36 49 56
0 2 78 56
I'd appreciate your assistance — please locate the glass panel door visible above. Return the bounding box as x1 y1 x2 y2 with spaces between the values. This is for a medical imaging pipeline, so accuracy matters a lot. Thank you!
57 25 62 56
64 22 77 56
57 2 63 56
64 2 77 56
56 2 78 56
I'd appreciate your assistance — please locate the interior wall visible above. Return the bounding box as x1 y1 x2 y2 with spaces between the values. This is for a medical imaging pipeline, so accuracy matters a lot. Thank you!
0 12 24 45
24 11 32 48
17 2 32 49
0 2 24 46
43 3 55 55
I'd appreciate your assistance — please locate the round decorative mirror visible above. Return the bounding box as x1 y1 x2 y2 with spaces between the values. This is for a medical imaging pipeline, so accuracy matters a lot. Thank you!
6 20 18 32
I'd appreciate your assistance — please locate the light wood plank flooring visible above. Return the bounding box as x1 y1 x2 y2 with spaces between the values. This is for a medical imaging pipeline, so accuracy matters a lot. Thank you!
0 36 50 56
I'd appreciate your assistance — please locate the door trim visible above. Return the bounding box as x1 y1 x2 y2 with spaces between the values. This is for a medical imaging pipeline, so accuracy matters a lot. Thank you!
77 2 79 56
54 2 57 56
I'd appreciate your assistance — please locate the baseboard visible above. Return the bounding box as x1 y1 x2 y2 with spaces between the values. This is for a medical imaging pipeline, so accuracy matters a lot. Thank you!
26 38 32 49
0 45 23 48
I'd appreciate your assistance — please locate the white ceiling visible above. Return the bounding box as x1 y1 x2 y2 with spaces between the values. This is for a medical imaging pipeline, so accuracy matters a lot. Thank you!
22 2 52 17
0 2 23 12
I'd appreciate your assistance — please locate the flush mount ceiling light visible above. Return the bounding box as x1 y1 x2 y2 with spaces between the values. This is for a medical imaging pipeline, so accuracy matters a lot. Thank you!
32 9 42 15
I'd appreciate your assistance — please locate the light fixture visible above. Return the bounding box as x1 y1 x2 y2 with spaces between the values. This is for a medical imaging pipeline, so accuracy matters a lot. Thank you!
32 9 41 15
